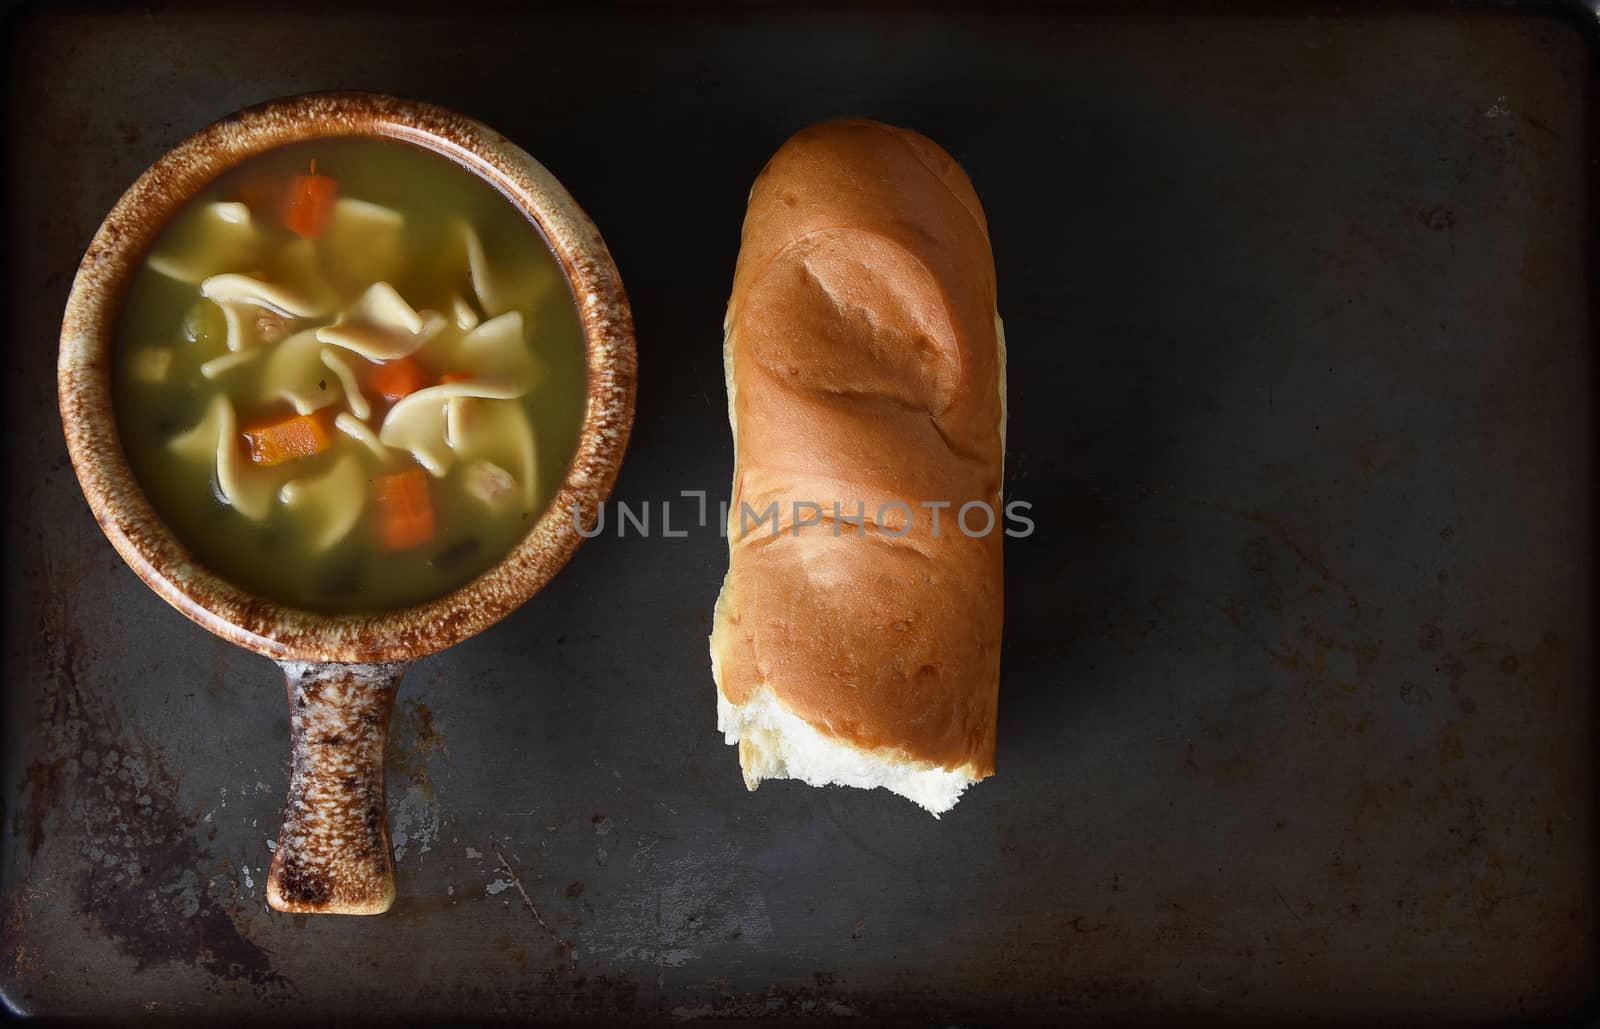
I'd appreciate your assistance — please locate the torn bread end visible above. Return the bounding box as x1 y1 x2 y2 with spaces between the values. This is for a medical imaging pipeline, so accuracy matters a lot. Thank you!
714 682 982 818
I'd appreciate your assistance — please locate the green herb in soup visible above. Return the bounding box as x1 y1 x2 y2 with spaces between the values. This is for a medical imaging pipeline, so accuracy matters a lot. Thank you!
113 138 587 614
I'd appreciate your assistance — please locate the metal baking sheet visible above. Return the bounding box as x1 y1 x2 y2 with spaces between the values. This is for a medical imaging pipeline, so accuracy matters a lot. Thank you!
2 2 1595 1022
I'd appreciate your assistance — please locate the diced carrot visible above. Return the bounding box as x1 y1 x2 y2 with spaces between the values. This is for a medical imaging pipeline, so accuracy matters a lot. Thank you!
366 356 430 403
281 166 338 239
242 410 333 466
373 468 435 550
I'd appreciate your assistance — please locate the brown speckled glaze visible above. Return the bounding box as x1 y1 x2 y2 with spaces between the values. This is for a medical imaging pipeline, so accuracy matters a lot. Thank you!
269 662 404 915
58 92 638 914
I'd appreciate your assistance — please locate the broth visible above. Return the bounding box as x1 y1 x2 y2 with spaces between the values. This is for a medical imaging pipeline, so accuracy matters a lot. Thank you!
113 137 587 614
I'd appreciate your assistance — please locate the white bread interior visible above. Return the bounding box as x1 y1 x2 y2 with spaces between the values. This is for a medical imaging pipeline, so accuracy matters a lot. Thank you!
715 681 983 816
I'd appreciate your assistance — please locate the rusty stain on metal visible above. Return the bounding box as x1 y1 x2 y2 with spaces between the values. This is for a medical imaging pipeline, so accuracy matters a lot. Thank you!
18 585 291 998
386 698 446 797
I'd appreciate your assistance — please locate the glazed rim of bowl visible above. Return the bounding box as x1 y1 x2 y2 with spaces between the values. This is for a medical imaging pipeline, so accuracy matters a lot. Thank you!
59 91 637 663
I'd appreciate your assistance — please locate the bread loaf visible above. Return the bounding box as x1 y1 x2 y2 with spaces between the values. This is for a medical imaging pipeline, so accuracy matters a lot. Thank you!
710 119 1005 815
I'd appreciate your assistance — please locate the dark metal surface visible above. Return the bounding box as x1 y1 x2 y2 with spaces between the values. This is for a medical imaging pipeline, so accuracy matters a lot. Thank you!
2 4 1596 1023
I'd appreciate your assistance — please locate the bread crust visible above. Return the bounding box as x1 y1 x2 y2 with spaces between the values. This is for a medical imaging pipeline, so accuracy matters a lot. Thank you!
713 119 1003 779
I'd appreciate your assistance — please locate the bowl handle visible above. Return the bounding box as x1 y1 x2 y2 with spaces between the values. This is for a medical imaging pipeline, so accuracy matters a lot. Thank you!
266 659 408 915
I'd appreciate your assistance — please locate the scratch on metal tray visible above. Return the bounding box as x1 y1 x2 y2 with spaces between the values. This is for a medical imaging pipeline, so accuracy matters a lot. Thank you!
594 814 613 866
494 844 577 965
1273 883 1303 923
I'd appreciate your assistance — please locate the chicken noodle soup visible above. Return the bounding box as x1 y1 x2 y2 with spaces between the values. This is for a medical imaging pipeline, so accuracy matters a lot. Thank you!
114 138 587 613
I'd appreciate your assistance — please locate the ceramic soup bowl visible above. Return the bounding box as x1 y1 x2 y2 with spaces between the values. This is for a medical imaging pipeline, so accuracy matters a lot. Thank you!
58 92 636 914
